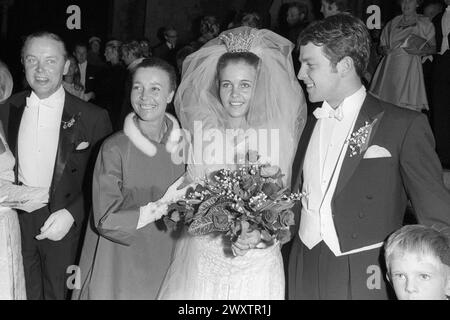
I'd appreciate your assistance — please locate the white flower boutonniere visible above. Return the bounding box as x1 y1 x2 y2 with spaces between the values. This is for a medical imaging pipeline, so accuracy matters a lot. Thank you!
347 119 378 157
62 112 81 130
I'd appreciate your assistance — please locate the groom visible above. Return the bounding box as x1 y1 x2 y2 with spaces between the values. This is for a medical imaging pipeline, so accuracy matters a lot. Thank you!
0 32 111 299
288 14 450 300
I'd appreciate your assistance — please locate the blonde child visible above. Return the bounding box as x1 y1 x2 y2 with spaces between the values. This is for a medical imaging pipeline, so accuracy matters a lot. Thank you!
385 225 450 300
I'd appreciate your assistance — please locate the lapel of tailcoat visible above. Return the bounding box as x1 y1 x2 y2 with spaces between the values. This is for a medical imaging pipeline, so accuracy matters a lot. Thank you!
49 94 80 203
333 94 385 198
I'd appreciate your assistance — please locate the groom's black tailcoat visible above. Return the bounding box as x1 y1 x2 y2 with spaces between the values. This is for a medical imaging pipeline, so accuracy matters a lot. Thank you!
0 90 112 299
288 93 450 299
431 12 450 168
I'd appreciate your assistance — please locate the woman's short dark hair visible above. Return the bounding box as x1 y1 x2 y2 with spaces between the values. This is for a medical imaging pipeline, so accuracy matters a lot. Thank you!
131 57 177 92
216 52 260 78
298 13 370 79
122 40 144 59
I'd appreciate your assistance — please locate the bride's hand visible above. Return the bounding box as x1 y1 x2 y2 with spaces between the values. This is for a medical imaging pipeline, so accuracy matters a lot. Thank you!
231 221 262 257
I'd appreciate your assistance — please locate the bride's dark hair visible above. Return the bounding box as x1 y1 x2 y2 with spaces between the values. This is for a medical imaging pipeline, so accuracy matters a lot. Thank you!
216 52 260 77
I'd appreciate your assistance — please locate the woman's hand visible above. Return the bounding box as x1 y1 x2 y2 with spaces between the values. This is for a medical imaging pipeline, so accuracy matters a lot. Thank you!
231 221 263 257
137 176 193 229
160 176 192 204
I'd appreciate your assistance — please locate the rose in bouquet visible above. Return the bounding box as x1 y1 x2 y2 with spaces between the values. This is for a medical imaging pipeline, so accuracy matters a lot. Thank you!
164 155 303 246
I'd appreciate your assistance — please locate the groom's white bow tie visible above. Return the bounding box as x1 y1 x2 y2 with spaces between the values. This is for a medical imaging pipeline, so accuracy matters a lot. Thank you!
313 104 344 121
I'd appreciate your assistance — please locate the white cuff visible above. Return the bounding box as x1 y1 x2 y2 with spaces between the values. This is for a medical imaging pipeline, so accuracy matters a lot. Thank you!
137 201 169 230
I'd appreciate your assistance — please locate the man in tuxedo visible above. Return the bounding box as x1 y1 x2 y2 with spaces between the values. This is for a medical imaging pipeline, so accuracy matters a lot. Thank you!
121 40 145 71
431 0 450 168
288 14 450 300
0 32 112 299
74 42 97 101
152 27 178 69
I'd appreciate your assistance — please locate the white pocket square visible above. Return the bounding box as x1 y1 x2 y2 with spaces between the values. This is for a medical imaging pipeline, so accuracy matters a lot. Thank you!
75 142 90 151
363 145 392 159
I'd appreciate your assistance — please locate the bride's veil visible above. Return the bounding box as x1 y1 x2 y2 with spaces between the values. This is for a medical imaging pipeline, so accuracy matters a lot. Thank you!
176 26 307 187
158 28 307 299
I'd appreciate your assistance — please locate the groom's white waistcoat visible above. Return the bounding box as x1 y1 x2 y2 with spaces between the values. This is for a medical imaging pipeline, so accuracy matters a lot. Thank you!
299 87 384 256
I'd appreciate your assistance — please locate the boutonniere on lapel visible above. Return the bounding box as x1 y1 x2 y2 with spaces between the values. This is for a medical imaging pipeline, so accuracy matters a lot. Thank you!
346 118 378 157
62 112 81 130
61 112 89 151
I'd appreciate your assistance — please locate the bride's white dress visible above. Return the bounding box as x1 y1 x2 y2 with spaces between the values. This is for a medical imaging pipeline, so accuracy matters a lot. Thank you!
0 132 26 300
158 137 286 300
157 26 306 300
158 228 285 300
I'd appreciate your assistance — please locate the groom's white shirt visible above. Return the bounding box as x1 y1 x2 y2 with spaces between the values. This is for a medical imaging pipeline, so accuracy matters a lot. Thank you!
299 86 384 256
18 86 65 190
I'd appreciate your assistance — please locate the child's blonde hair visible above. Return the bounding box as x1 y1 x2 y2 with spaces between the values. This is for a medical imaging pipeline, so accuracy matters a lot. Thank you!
385 225 450 273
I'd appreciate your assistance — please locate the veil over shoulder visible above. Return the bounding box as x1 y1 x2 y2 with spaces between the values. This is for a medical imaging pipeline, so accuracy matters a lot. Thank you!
176 26 307 186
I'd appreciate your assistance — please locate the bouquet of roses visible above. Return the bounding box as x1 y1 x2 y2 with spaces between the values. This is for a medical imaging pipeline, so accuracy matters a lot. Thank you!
164 155 303 246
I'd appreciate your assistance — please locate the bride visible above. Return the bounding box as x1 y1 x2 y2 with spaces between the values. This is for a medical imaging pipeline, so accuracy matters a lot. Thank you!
158 26 307 300
0 61 26 299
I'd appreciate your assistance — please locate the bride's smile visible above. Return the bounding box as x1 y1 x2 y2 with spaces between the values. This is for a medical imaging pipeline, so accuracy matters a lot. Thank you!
219 61 256 121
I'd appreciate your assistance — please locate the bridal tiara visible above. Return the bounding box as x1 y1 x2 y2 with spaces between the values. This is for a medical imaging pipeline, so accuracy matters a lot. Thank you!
220 30 255 53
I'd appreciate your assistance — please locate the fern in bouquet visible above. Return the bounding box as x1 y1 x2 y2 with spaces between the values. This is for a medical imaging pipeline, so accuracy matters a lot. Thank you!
164 153 304 246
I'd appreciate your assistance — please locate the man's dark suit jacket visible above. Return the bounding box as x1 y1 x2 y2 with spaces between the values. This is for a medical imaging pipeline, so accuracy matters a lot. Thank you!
290 93 450 253
152 43 177 68
0 90 112 228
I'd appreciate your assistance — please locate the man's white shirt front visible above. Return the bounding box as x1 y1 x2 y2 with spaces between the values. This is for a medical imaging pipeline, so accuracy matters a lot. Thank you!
78 61 87 87
18 86 65 193
299 86 384 256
